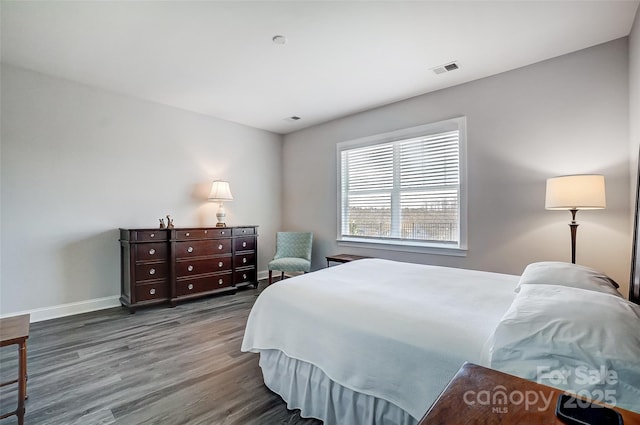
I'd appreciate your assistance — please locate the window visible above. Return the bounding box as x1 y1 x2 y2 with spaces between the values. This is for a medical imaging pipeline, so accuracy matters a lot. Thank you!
337 117 467 254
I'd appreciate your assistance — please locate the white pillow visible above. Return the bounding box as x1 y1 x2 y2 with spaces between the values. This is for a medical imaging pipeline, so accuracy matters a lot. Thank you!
486 284 640 413
515 261 620 297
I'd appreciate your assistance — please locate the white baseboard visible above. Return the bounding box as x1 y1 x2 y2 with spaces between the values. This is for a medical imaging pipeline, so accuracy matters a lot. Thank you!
1 295 121 323
3 271 278 323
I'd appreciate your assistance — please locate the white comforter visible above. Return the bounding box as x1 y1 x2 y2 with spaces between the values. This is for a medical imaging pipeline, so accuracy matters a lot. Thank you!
241 258 518 419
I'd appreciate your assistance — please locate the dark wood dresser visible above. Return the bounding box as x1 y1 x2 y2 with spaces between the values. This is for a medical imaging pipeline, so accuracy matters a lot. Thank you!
119 226 258 312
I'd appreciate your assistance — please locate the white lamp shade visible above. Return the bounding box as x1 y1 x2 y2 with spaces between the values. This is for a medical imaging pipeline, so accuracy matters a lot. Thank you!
545 174 606 210
208 180 234 201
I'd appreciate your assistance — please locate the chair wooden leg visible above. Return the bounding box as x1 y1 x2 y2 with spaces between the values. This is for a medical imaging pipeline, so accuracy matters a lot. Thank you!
268 270 273 286
281 272 285 281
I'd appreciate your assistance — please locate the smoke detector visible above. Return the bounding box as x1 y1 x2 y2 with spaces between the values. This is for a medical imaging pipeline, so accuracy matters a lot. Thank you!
272 35 287 45
431 61 459 75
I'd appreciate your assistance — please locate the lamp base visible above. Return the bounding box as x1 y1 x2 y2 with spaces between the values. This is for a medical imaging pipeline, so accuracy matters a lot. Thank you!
215 204 227 228
569 222 578 264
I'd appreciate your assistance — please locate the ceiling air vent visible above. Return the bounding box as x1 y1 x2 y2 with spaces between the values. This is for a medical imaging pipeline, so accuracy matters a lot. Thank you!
431 61 459 75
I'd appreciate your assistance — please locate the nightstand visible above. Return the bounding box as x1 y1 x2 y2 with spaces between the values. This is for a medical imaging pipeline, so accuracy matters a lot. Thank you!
325 253 371 267
419 362 640 424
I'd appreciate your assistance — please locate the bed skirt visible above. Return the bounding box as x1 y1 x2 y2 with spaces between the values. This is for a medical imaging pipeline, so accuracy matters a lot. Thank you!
258 349 418 425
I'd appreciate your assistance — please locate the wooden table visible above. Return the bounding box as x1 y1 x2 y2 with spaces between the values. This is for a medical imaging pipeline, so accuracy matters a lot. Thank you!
0 314 30 425
325 254 371 267
419 362 640 425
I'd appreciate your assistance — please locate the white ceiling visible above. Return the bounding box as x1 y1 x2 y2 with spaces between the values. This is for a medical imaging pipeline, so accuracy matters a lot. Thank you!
1 1 638 134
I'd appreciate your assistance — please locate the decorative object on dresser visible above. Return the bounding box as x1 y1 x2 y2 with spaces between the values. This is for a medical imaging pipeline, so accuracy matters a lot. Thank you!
545 174 606 264
119 226 258 312
208 180 234 227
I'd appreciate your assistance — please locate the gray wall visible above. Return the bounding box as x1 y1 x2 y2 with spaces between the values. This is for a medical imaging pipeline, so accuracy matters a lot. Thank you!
283 39 632 296
1 33 635 318
0 64 283 319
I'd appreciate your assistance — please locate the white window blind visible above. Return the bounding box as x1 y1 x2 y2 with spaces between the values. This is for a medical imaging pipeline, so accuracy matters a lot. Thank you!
338 117 466 250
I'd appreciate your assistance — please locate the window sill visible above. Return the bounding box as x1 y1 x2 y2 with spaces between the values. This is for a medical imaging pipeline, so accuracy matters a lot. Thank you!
336 237 468 257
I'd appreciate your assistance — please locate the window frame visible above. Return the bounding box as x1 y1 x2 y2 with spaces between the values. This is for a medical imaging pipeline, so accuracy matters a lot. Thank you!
336 117 468 256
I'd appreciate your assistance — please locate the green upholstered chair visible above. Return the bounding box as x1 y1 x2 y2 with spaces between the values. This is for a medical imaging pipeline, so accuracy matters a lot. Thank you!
268 232 313 285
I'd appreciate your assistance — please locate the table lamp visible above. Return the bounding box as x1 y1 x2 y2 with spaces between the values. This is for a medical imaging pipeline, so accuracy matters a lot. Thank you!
208 180 234 227
545 174 606 264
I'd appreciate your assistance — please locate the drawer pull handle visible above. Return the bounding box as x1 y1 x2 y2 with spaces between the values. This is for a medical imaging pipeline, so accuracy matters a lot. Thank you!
204 230 208 234
149 268 156 275
187 265 194 272
186 232 190 237
242 274 247 280
218 261 223 268
187 246 194 253
150 233 155 238
242 229 246 233
218 279 223 285
221 231 225 235
188 284 194 290
150 288 156 295
149 248 156 255
218 244 223 250
242 258 247 264
242 242 247 248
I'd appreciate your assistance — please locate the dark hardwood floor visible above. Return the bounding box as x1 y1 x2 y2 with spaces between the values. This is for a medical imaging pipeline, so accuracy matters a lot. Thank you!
0 280 323 425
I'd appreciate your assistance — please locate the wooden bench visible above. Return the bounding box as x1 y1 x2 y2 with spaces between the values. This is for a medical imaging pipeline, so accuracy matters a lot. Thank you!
0 314 30 425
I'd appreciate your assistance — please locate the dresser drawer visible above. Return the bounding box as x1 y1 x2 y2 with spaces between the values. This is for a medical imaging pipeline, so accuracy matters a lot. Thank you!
135 262 168 282
235 268 256 285
175 239 231 258
234 236 256 251
175 228 231 239
135 230 167 242
176 273 233 296
234 252 255 268
135 282 169 302
175 257 232 277
232 227 255 236
135 243 168 261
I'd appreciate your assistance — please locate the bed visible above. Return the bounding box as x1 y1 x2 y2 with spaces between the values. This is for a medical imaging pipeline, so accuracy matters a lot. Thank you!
241 258 640 424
